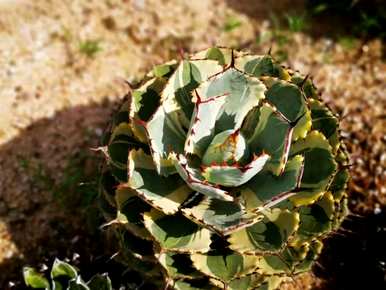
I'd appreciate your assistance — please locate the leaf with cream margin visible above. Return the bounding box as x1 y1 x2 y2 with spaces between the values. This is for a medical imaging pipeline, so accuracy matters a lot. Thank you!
181 197 262 236
240 155 304 211
264 80 307 123
184 92 227 157
296 192 335 242
127 149 192 215
290 131 337 190
157 252 201 279
23 267 50 289
228 209 299 254
201 153 270 187
173 279 220 290
172 154 234 201
143 210 211 253
235 55 284 78
146 60 223 174
309 98 340 153
191 252 259 282
247 104 293 175
195 68 266 133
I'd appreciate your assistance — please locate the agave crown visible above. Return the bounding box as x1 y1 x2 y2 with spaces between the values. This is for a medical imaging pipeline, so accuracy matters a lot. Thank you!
100 47 349 290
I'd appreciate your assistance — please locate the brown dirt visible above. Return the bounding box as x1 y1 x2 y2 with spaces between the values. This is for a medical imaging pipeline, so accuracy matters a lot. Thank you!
0 0 385 289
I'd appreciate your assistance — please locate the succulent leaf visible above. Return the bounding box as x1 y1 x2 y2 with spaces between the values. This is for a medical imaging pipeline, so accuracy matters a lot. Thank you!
51 259 77 280
290 131 337 190
173 154 234 201
23 267 50 289
128 149 192 214
201 153 270 187
181 197 261 235
191 252 259 282
184 92 227 157
196 68 266 132
241 155 304 210
248 104 293 175
264 80 307 123
143 210 212 253
228 209 299 254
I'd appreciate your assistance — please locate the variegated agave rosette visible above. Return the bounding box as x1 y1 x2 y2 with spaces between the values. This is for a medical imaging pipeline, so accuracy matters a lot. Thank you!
100 47 350 290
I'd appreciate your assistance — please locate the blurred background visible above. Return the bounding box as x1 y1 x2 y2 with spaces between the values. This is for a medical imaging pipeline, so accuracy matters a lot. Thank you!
0 0 385 289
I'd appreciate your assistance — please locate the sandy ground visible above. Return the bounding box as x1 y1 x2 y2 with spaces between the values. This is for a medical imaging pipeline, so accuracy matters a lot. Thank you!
0 0 385 289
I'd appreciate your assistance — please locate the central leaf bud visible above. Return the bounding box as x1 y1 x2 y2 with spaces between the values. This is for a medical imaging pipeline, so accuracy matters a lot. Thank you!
202 129 249 166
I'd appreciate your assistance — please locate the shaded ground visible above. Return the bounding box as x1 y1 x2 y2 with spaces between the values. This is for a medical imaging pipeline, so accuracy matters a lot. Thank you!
0 0 385 289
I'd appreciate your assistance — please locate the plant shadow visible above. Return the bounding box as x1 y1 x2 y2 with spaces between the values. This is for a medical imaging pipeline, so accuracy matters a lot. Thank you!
314 209 386 290
0 99 124 289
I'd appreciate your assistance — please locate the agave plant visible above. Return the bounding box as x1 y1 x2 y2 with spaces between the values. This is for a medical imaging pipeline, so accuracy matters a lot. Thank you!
23 259 112 290
100 47 349 290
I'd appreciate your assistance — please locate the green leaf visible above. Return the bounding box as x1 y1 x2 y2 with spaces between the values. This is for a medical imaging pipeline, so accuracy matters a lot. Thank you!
128 149 192 214
173 154 234 201
118 229 156 261
152 60 178 78
228 209 299 254
241 155 304 210
158 252 201 279
103 186 151 240
52 281 63 290
143 210 212 252
163 59 223 123
205 48 226 66
291 73 318 99
227 274 263 290
328 169 349 201
132 77 165 122
228 274 284 290
173 279 219 290
237 55 281 78
193 47 235 66
292 109 312 141
309 98 340 153
113 186 152 239
290 131 337 190
255 255 291 275
333 197 349 230
146 103 186 174
145 59 224 173
191 252 259 282
293 239 323 274
289 189 325 207
248 104 293 175
265 80 307 123
115 186 150 224
67 276 89 290
201 153 270 187
51 259 77 279
181 197 260 235
184 93 228 157
87 274 112 290
118 242 161 277
297 192 335 241
23 267 50 289
196 68 266 132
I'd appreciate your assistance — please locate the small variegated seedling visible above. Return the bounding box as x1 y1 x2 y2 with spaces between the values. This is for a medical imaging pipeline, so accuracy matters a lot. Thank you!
99 47 350 290
23 259 112 290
